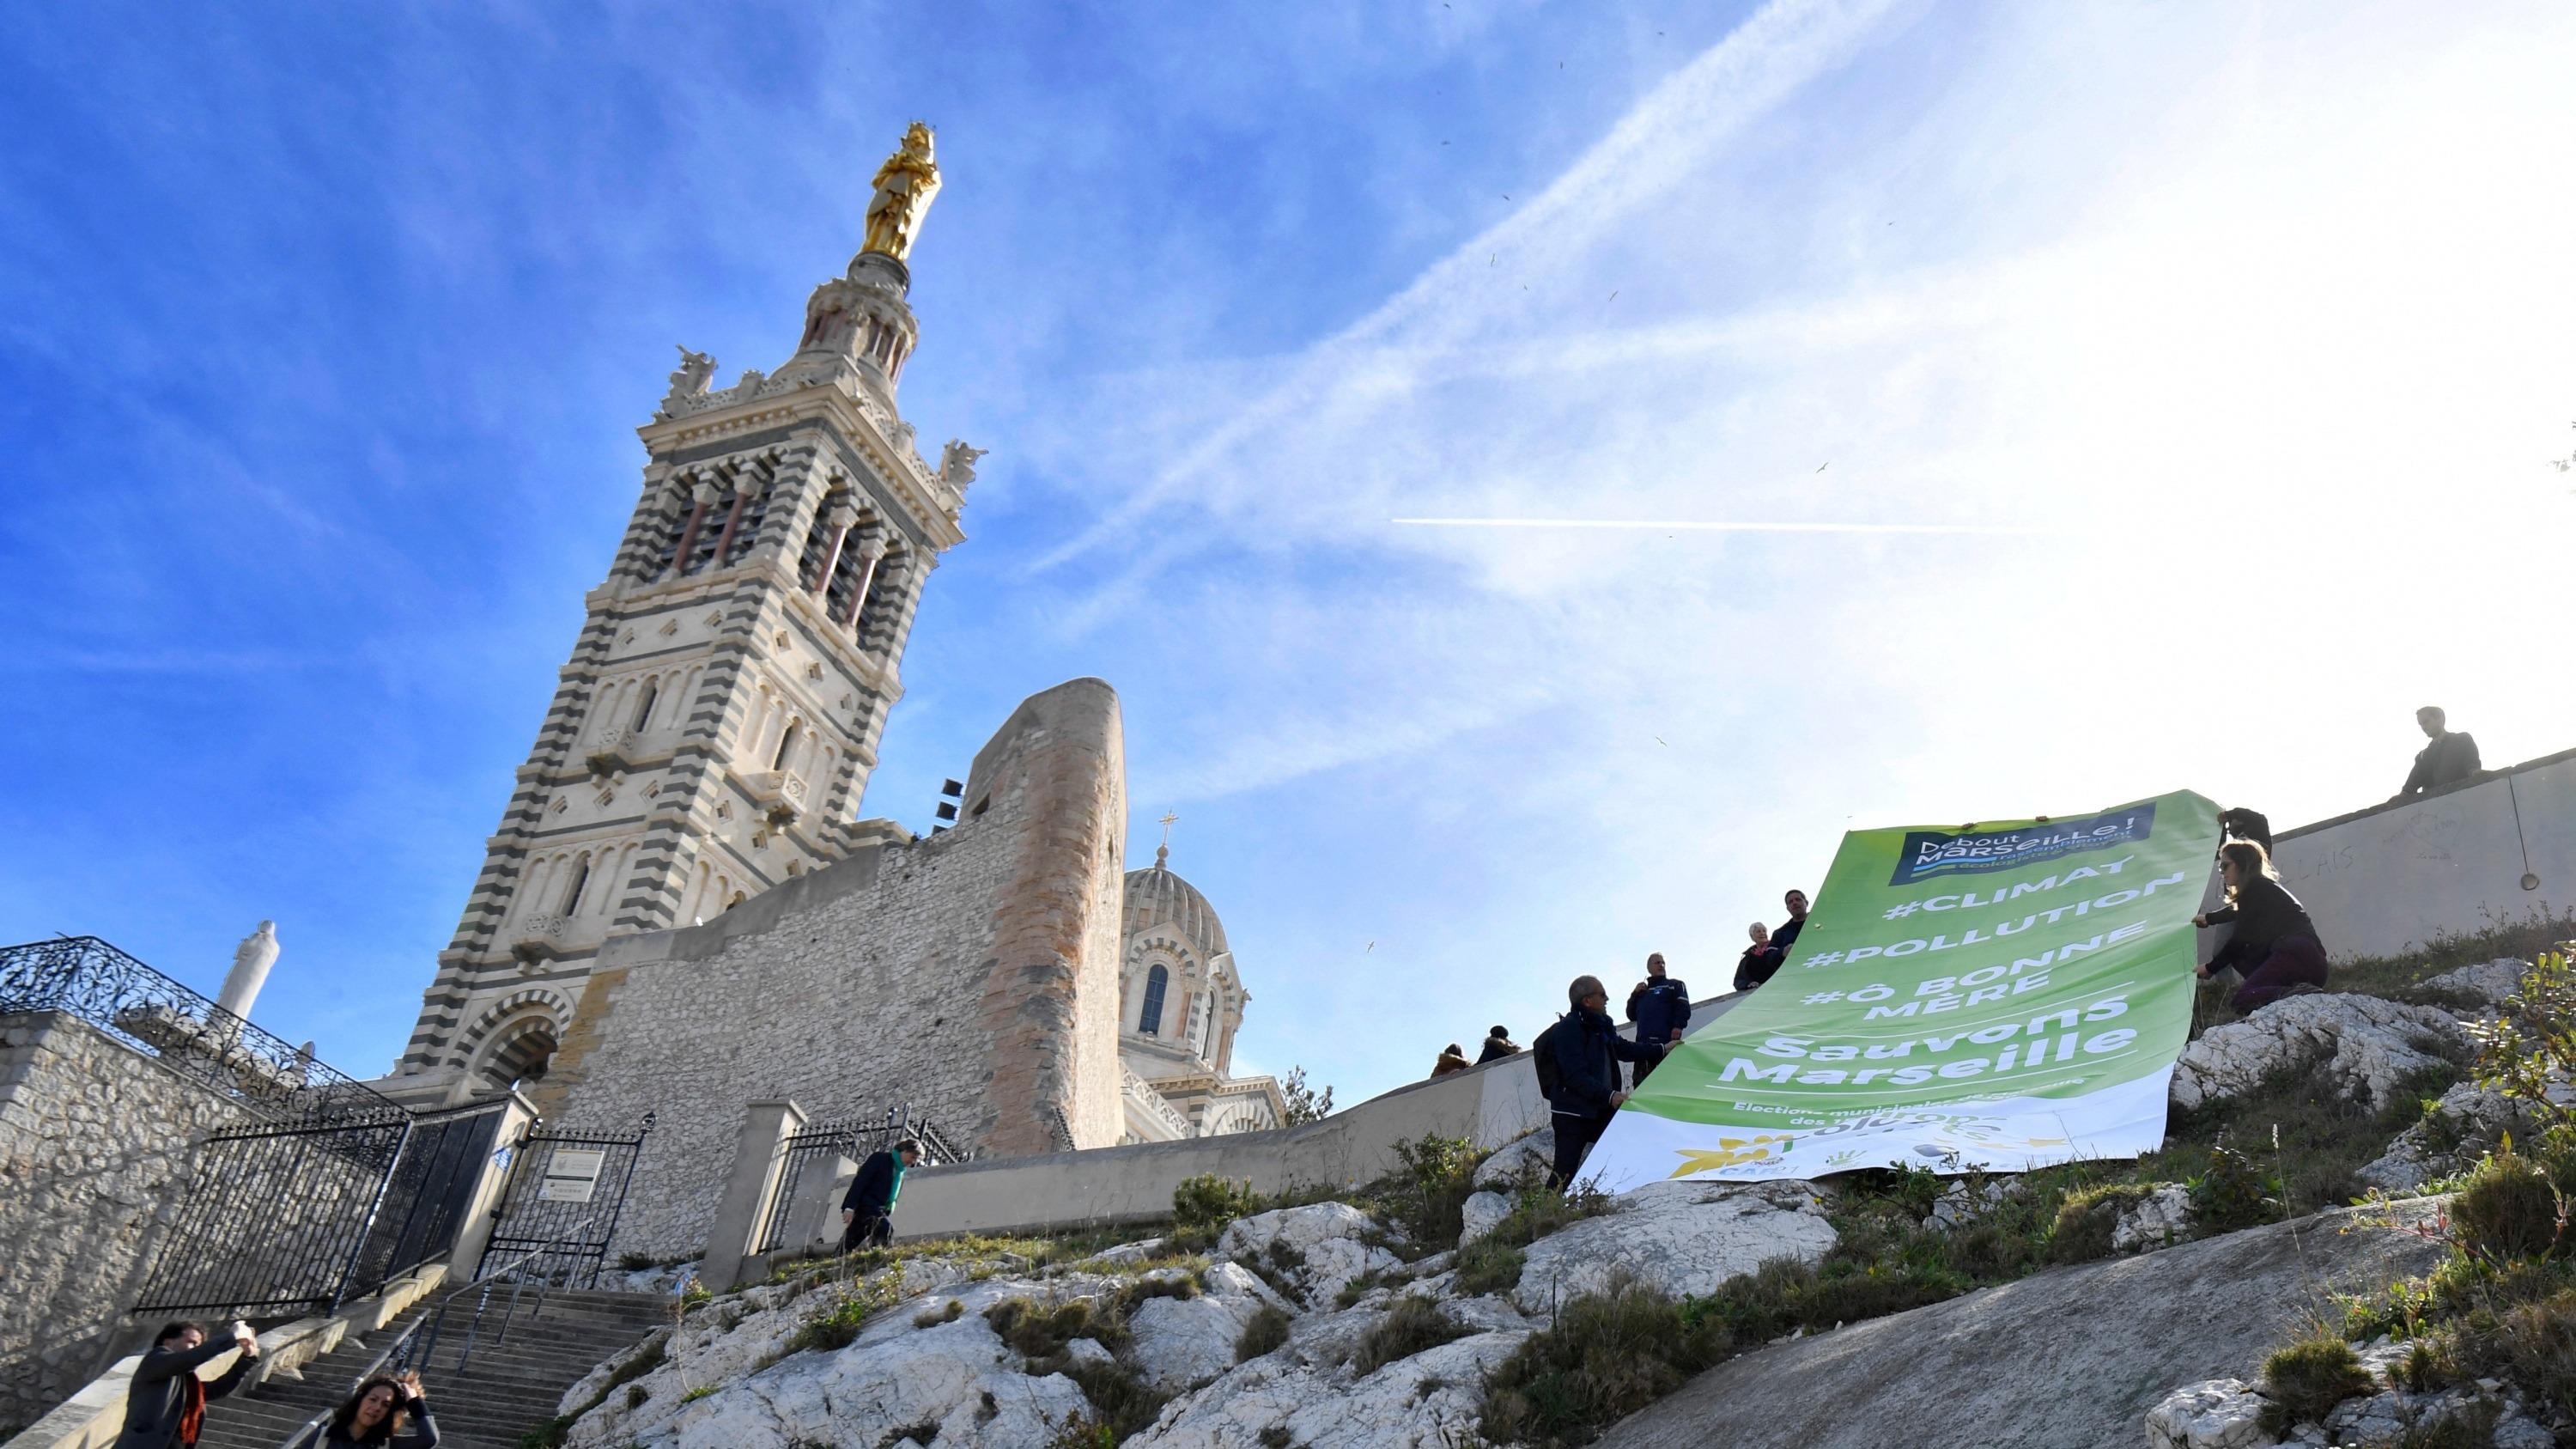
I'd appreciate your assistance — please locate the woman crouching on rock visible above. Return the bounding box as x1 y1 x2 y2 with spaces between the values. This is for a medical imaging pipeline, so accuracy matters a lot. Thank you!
2194 839 2329 1012
312 1369 437 1447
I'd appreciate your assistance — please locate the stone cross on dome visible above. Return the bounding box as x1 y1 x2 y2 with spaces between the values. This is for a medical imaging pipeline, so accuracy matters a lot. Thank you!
1155 810 1178 869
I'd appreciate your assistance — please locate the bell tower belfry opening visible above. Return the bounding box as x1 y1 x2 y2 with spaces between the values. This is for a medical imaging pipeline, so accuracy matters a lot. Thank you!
391 125 982 1101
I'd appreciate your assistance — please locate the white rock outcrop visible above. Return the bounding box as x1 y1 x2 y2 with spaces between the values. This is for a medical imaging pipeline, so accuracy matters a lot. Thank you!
1127 1291 1267 1393
1474 1128 1555 1189
2355 1080 2531 1193
2113 1184 2196 1255
2418 957 2529 1009
2172 994 2470 1112
1459 1190 1515 1246
2144 1378 2272 1449
1217 1202 1403 1309
1923 1178 2014 1233
1129 1326 1528 1448
1510 1179 1835 1317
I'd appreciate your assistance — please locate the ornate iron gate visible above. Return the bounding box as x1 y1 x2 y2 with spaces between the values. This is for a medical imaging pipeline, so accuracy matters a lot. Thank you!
755 1105 963 1256
483 1115 653 1288
133 1116 410 1314
131 1100 512 1315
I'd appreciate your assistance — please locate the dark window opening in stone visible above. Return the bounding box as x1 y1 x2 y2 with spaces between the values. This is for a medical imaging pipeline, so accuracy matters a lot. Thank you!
1140 964 1170 1036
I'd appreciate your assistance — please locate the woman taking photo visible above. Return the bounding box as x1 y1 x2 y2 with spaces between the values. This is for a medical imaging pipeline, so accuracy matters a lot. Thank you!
2194 839 2330 1012
307 1369 437 1447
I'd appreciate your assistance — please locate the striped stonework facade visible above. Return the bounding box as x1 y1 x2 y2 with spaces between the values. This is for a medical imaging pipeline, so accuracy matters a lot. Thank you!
386 241 974 1104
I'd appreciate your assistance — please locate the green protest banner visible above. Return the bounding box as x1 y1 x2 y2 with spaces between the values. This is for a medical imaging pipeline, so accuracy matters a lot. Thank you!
1586 789 2221 1189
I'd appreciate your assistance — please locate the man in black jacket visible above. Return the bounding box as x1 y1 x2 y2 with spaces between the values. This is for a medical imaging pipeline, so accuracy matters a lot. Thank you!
841 1138 920 1251
2395 706 2482 801
1734 888 1813 989
115 1320 258 1449
1544 975 1662 1188
1625 953 1691 1081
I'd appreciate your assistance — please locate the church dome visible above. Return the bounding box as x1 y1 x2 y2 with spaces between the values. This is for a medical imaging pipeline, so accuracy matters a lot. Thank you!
1123 852 1229 960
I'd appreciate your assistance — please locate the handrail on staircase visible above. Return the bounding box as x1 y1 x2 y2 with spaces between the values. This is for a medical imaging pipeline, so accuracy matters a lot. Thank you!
268 1242 592 1449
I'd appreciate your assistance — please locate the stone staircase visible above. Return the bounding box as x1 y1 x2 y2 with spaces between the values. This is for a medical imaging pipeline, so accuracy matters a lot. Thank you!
195 1290 672 1449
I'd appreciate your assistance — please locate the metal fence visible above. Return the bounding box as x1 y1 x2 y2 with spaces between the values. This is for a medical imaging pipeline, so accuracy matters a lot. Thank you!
755 1105 963 1256
0 935 399 1124
483 1116 654 1288
131 1099 513 1315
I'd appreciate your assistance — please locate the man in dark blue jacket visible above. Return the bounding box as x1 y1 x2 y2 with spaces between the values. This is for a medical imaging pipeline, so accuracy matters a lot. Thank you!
1625 953 1691 1082
1544 975 1662 1188
840 1138 920 1251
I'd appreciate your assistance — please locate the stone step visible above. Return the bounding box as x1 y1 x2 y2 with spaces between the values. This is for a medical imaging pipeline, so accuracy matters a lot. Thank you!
192 1288 665 1449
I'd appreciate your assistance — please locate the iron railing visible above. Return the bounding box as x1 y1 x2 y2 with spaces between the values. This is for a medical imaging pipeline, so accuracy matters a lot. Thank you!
0 935 399 1124
270 1242 598 1448
754 1104 963 1256
131 1099 512 1316
484 1116 654 1289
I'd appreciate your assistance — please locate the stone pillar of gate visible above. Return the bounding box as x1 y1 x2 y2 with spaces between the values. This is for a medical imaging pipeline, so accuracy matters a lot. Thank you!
702 1099 806 1293
452 1090 543 1280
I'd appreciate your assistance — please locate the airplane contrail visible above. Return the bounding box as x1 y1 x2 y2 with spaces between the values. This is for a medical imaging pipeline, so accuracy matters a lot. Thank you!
1388 518 2068 536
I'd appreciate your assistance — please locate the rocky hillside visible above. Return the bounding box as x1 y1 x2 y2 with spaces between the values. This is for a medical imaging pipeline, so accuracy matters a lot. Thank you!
524 947 2576 1448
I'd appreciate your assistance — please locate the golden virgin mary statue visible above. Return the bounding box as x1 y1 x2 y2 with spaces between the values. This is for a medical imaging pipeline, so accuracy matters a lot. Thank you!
862 122 943 262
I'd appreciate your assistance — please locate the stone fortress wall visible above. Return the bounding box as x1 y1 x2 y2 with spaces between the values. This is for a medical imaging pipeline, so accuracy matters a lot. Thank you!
530 677 1128 1260
0 1012 263 1436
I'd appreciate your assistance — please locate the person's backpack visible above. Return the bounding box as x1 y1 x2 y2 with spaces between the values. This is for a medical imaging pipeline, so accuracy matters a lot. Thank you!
1531 1019 1564 1103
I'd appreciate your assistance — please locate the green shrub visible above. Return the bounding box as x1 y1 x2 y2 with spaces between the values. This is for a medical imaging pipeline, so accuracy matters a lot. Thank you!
787 1265 911 1355
2048 1183 2157 1263
1479 1275 1729 1447
1174 1175 1261 1233
2258 1332 2375 1434
2452 1145 2565 1264
1370 1136 1482 1252
624 1383 648 1409
1352 1296 1472 1377
1455 1239 1527 1297
677 1385 718 1404
2187 1143 2284 1233
1236 1303 1292 1361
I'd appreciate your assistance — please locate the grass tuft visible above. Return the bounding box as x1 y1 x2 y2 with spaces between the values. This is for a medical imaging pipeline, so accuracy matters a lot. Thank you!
2258 1331 2376 1434
1351 1295 1473 1377
1236 1303 1292 1361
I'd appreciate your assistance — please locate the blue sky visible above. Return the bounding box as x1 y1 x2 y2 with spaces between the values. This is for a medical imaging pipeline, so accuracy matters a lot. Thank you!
5 0 2572 1110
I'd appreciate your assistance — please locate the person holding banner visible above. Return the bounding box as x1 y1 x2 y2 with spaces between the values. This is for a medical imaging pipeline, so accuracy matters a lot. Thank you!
2195 840 2330 1011
1540 975 1662 1187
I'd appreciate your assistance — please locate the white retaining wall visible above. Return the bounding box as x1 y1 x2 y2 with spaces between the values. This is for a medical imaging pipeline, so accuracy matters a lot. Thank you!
2267 748 2572 959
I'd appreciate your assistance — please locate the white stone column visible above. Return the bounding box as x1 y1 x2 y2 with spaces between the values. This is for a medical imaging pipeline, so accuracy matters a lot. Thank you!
217 921 279 1022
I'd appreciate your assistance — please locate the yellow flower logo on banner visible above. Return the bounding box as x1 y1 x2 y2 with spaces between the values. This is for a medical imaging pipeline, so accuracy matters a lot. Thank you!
1669 1135 1795 1178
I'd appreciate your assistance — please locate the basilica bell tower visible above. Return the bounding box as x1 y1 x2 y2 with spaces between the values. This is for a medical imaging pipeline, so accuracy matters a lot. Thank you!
389 124 979 1100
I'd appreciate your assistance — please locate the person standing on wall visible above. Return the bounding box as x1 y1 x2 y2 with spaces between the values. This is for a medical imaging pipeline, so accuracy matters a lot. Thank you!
841 1138 921 1252
1534 975 1661 1189
2194 840 2331 1012
2394 706 2482 801
1476 1024 1522 1063
1625 953 1692 1081
1769 889 1812 961
1734 922 1776 992
114 1320 258 1449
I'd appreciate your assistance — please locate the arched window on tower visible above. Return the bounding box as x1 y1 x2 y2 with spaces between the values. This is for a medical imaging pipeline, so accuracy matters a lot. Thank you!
1139 965 1170 1037
632 679 659 732
559 855 592 916
771 721 801 771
